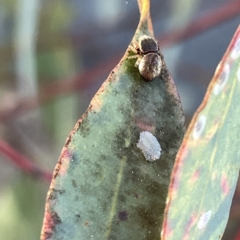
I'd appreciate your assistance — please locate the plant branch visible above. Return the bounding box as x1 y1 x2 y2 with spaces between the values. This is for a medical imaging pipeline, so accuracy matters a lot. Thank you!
0 139 52 182
158 0 240 46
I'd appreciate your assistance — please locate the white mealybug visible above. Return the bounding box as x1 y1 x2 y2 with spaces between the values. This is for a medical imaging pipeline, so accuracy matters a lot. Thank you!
137 131 162 161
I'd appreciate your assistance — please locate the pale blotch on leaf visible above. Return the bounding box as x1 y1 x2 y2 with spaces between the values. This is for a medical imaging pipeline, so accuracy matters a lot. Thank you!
213 64 230 95
230 38 240 59
137 131 162 161
192 115 206 140
197 210 212 230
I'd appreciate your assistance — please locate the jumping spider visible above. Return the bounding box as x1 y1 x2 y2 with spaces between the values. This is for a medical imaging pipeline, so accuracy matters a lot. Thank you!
129 35 163 81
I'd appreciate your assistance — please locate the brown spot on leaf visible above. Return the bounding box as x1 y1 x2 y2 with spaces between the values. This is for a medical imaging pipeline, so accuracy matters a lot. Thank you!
119 195 126 203
41 211 61 239
48 188 65 201
221 173 230 195
53 188 66 195
75 214 81 223
62 148 73 159
136 207 156 227
195 121 202 133
184 214 197 238
190 168 201 183
118 210 128 221
72 179 77 188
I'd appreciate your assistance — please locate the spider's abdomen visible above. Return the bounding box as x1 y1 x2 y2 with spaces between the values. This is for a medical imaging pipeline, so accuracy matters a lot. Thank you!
138 53 162 81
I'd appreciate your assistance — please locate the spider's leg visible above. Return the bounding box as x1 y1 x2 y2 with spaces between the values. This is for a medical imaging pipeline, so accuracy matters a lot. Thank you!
128 55 138 59
129 45 138 54
134 57 142 67
157 50 164 60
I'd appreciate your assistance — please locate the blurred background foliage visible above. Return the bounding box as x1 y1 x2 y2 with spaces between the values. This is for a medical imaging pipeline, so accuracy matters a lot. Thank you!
0 0 239 239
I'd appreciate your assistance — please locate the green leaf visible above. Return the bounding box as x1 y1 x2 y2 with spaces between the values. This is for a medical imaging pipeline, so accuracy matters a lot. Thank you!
162 26 240 239
41 0 185 239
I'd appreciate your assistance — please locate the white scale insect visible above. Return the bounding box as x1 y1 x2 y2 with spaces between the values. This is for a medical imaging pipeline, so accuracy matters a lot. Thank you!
129 35 163 81
137 131 162 161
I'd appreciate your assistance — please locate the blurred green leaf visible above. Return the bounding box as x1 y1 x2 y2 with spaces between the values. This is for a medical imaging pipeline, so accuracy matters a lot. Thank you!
162 26 240 239
0 175 47 240
38 48 78 147
41 0 185 239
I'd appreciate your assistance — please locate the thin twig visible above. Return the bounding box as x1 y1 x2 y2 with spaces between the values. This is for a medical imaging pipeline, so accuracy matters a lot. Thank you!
158 0 240 46
0 139 52 182
0 57 119 122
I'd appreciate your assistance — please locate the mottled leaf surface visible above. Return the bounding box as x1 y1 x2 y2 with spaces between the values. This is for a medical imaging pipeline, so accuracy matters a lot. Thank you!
162 26 240 240
41 1 185 239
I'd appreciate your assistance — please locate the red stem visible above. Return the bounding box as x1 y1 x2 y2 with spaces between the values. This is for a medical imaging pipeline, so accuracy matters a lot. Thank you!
234 227 240 240
158 0 240 46
0 57 119 122
0 139 52 182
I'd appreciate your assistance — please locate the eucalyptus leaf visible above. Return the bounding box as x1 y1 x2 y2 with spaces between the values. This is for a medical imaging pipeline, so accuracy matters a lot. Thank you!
162 26 240 240
41 1 185 239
